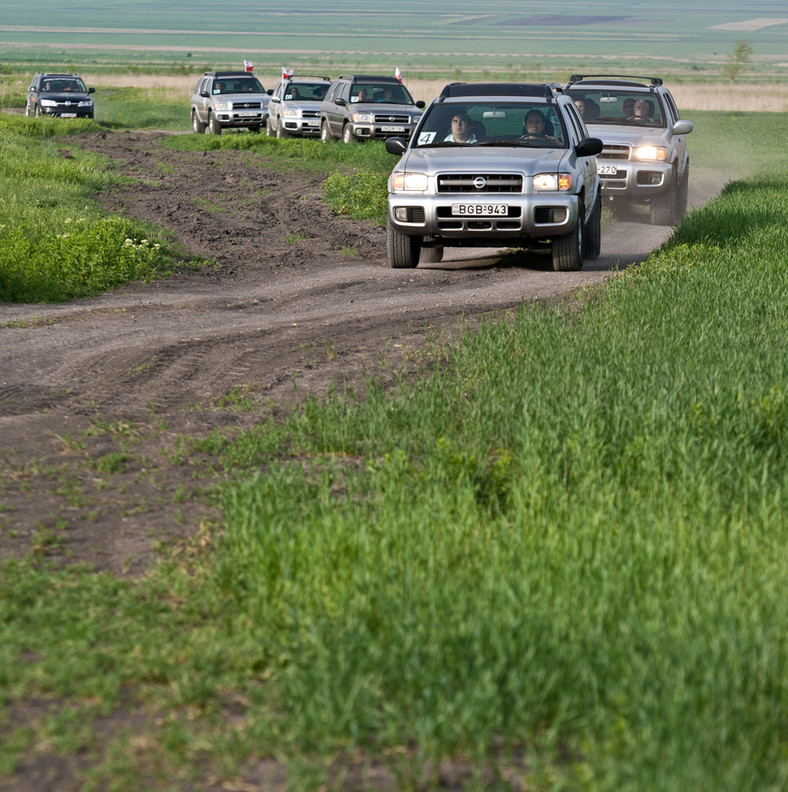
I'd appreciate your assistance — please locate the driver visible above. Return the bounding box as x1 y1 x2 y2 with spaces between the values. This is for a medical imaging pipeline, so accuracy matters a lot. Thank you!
520 109 559 142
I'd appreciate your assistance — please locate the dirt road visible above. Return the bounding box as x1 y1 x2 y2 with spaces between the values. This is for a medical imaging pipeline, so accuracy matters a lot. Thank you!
0 130 718 573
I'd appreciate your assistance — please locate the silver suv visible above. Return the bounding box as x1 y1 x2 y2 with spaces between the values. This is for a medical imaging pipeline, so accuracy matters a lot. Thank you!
384 83 603 271
320 75 425 143
565 75 693 225
267 75 331 138
191 71 271 135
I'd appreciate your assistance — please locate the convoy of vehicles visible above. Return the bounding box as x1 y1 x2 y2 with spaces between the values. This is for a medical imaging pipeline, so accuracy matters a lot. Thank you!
26 64 692 263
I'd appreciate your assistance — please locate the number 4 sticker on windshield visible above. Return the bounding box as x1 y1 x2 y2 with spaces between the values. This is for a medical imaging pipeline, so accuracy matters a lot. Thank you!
418 131 436 145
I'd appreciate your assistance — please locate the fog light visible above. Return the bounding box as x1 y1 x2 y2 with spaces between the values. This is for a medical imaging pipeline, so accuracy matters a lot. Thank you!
394 207 409 222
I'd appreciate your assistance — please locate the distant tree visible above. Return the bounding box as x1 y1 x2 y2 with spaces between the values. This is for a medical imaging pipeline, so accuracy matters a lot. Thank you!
723 39 753 83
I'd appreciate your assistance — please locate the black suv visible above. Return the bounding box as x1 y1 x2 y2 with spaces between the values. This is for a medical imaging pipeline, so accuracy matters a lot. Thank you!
319 74 425 143
190 71 271 134
25 73 95 119
266 74 331 138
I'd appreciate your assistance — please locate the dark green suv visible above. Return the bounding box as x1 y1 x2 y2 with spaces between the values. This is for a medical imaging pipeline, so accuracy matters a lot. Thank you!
25 72 95 119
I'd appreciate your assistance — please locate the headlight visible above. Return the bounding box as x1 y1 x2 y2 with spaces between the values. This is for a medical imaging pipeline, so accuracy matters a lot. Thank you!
213 100 233 111
391 171 428 192
39 99 57 107
351 112 374 124
633 145 668 162
282 106 301 118
533 173 572 191
77 99 93 107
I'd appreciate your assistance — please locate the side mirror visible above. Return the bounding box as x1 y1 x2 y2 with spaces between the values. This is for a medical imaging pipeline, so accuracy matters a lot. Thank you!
270 95 281 104
672 119 693 135
335 97 347 107
200 91 210 98
88 87 95 94
576 137 603 157
385 137 407 155
267 89 273 95
416 100 426 108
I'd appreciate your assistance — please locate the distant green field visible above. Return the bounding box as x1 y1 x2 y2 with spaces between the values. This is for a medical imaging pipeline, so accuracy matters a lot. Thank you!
1 0 787 81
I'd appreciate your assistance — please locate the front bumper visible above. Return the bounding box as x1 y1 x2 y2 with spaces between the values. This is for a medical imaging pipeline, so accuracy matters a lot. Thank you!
282 117 322 135
215 111 266 128
598 159 674 200
387 193 580 242
350 122 417 140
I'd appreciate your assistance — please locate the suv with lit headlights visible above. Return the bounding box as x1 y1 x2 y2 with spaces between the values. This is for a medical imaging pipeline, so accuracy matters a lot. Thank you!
320 74 425 143
25 72 95 119
565 75 692 225
267 75 331 137
384 82 603 270
191 71 271 134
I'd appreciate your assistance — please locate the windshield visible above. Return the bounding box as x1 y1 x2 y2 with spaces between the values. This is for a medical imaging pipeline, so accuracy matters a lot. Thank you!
350 83 415 105
413 101 566 148
43 78 86 92
213 77 264 95
285 82 329 100
567 89 665 127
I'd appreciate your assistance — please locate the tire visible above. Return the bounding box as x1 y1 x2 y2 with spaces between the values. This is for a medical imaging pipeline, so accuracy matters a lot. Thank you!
34 104 42 118
552 202 584 271
275 120 287 139
419 246 444 264
192 111 206 134
320 120 332 142
249 125 261 134
650 171 677 226
676 164 689 220
24 101 32 117
583 195 601 261
342 124 354 144
208 113 222 135
266 116 274 137
387 221 421 269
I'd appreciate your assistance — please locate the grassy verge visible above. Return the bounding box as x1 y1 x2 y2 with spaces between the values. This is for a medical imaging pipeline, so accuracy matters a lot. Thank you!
2 155 788 788
0 116 185 302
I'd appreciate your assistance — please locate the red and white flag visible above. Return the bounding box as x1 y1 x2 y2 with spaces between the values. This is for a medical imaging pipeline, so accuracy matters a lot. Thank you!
243 60 254 72
282 67 294 79
394 66 403 83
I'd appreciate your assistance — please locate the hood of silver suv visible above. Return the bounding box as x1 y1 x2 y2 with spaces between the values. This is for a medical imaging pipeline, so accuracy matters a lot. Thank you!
398 146 569 177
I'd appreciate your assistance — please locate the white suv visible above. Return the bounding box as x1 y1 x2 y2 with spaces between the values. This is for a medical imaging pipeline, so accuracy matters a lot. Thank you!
385 82 603 271
565 75 693 225
266 75 331 138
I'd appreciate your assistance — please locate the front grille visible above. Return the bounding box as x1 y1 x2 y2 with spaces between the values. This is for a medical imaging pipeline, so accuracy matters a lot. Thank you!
436 174 523 194
374 113 409 123
302 110 319 118
232 101 263 109
601 144 630 160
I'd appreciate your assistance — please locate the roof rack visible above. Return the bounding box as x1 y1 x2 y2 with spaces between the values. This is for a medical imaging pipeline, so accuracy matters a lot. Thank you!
337 74 402 83
567 74 663 87
439 82 561 100
283 74 330 81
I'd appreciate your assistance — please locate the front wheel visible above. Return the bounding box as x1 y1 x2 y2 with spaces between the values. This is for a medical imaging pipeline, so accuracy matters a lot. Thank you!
676 165 689 220
552 203 584 271
387 221 421 268
24 101 33 117
208 113 222 135
583 195 601 261
342 124 354 144
320 120 332 142
192 111 207 134
34 104 42 118
650 173 677 226
276 120 288 139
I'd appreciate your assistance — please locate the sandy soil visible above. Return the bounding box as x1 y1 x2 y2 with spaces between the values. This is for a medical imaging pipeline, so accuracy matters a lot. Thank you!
0 129 725 576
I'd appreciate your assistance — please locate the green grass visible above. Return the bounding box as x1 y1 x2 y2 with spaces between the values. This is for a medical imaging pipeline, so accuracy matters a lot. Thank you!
0 116 185 302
